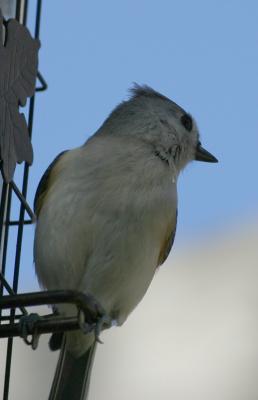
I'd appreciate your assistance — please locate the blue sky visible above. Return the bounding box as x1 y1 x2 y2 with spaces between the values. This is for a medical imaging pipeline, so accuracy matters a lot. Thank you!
12 1 258 290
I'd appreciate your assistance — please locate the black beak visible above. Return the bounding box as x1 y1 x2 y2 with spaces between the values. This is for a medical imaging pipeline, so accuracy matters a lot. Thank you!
195 142 218 163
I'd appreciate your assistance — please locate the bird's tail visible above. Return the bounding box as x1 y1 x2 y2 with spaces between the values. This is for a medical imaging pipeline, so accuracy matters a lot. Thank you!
48 334 97 400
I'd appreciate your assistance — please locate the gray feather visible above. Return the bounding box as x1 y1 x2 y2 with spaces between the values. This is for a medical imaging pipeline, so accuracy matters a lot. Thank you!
49 335 96 400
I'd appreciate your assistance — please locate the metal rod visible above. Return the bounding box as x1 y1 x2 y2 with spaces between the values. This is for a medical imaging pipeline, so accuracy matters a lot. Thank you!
8 220 33 226
0 314 24 322
10 181 36 222
0 272 27 314
34 0 42 39
0 272 19 296
3 344 13 400
0 290 104 319
15 0 28 25
0 183 9 288
0 316 81 339
36 71 48 92
0 183 9 271
0 189 12 282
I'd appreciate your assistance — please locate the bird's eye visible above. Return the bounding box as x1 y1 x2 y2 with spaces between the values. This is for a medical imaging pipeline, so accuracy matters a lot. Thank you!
180 113 193 132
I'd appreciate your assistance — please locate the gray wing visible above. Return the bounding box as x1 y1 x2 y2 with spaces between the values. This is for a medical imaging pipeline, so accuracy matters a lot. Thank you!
34 150 68 217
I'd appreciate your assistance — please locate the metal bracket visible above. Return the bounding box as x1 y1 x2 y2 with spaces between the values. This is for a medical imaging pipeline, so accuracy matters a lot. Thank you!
0 290 107 346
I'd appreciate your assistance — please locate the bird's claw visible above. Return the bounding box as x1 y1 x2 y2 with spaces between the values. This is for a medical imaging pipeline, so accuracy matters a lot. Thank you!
78 308 111 344
19 313 42 350
94 314 112 343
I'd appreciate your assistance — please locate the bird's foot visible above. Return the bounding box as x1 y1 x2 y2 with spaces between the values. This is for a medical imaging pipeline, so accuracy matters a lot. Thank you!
77 294 111 344
93 314 112 344
19 313 42 350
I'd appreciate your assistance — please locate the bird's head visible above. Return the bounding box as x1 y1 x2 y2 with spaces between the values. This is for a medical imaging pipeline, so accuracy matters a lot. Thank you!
98 84 218 173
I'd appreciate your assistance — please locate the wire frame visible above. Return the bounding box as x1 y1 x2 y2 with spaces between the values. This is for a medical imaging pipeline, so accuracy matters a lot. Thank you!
0 1 43 398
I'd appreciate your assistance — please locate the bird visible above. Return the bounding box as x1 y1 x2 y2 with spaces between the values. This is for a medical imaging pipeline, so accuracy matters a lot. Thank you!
33 84 218 399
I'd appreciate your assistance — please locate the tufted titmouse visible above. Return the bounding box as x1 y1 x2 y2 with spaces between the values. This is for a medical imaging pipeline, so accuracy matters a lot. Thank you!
34 84 217 399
